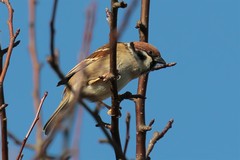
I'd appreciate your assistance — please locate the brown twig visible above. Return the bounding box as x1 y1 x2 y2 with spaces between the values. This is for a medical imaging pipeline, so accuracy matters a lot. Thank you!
0 2 20 83
50 0 58 59
135 0 150 159
119 91 146 102
7 132 35 150
16 92 48 160
109 0 125 159
0 40 20 55
123 112 130 155
28 0 43 144
146 119 174 158
0 1 20 159
47 0 66 83
79 2 96 60
0 104 8 112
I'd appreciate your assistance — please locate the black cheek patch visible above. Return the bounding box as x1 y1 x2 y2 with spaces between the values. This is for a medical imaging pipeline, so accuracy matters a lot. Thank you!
136 51 147 61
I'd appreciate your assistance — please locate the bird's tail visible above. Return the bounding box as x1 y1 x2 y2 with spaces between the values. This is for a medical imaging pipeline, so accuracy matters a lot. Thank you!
43 91 75 135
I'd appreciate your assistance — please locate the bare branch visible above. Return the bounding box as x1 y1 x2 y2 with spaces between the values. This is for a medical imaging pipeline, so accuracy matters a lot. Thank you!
0 40 20 55
7 132 35 150
99 139 110 144
123 112 130 155
0 104 8 112
148 119 155 127
119 91 146 102
0 1 20 159
16 92 48 160
47 0 67 84
0 1 20 82
28 0 43 143
146 119 174 158
79 2 96 60
135 0 150 159
109 0 126 159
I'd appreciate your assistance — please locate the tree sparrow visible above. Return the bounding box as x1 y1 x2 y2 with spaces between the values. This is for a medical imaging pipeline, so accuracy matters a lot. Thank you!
43 41 166 135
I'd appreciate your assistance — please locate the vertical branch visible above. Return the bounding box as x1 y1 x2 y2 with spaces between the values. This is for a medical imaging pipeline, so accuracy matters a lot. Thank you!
0 76 7 160
78 2 96 60
109 1 121 157
47 0 66 81
0 1 20 160
135 0 150 160
50 0 58 59
108 1 127 159
28 0 43 144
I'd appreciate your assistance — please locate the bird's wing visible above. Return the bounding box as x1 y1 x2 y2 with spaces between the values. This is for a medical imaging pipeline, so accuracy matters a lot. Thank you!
57 45 111 86
57 58 98 86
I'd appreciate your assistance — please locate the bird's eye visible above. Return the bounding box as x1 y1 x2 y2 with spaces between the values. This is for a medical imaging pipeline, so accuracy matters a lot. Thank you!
148 51 153 56
136 51 147 61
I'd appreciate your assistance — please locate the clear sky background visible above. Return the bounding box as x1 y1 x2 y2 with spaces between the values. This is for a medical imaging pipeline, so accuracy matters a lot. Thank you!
0 0 239 160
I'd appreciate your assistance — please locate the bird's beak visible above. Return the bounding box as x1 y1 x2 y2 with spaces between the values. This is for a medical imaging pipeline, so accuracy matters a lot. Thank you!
155 56 166 65
152 56 166 70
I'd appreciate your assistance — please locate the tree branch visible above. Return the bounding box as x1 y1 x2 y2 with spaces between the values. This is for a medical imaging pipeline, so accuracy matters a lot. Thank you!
28 0 43 145
7 132 35 150
108 0 126 159
16 92 48 160
146 119 174 158
0 1 20 159
123 112 130 155
135 0 150 159
47 0 66 83
0 40 20 55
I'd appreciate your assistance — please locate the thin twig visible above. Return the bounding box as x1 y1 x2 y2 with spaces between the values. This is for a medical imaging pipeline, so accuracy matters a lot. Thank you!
79 2 96 60
0 1 20 159
28 0 43 143
50 0 58 59
47 0 66 83
0 40 20 55
146 119 174 158
0 0 20 83
7 132 35 150
123 112 130 155
0 104 8 112
16 92 48 160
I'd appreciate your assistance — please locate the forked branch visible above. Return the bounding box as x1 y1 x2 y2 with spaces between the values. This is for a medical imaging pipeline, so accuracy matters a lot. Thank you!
146 119 174 158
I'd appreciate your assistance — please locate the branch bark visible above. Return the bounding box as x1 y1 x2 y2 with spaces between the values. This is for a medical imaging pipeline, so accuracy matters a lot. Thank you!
28 0 43 146
0 1 20 160
109 0 125 159
135 0 150 160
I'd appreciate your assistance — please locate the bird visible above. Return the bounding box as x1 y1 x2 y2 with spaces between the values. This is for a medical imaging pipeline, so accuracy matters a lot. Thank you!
43 41 166 135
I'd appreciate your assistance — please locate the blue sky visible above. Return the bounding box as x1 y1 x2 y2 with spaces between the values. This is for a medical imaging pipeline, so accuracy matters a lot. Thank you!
0 0 240 159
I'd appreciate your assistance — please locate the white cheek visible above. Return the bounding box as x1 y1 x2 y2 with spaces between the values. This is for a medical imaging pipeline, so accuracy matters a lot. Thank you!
142 56 153 71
